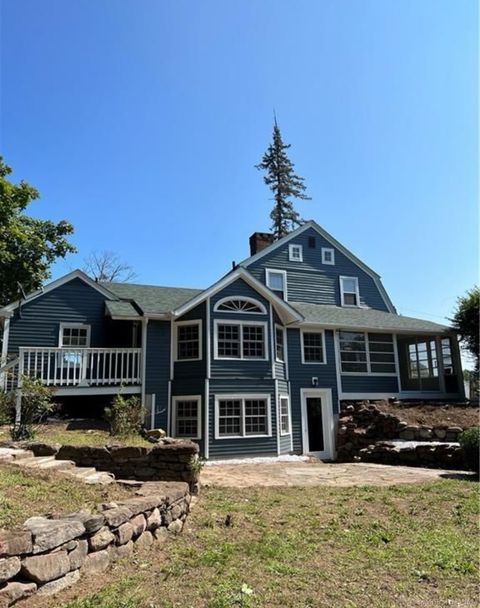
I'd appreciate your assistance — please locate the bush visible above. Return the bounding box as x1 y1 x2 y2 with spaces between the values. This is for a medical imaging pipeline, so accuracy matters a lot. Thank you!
11 376 57 440
0 391 14 425
105 392 145 437
459 427 480 472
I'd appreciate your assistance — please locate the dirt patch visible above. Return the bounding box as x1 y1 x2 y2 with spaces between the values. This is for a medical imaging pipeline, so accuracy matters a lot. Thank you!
375 402 479 428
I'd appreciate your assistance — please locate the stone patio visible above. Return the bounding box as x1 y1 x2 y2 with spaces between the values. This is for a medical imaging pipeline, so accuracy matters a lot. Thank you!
200 460 472 488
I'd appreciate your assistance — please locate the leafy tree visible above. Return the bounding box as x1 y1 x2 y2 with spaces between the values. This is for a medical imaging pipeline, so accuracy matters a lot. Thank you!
83 250 137 282
0 157 75 306
451 286 479 370
256 120 310 239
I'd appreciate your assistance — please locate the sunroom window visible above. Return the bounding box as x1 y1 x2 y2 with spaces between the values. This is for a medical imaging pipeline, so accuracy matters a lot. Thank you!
339 331 395 374
408 340 438 379
340 276 360 307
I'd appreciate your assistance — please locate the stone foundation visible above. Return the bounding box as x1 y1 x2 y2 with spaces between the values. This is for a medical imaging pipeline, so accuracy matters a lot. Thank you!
0 481 190 606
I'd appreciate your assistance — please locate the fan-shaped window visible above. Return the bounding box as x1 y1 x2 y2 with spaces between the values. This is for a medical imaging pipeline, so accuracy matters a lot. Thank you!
214 297 266 315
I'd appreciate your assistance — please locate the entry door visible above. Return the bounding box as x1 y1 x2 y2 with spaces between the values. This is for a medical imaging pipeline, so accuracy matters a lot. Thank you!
301 388 334 459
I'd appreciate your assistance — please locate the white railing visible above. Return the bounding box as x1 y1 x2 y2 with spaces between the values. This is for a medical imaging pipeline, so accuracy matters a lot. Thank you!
16 347 142 388
0 356 20 392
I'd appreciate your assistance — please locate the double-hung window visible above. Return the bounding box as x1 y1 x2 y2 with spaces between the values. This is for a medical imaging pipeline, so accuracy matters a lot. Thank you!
216 395 271 438
339 331 396 374
301 330 326 364
215 321 266 360
175 321 201 361
340 276 360 307
266 269 287 300
279 396 291 435
275 326 285 361
172 396 201 439
58 324 90 369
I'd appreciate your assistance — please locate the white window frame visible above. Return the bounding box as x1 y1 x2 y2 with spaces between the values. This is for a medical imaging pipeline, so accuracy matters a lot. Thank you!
172 395 202 440
214 393 272 439
213 296 267 315
321 247 335 265
279 395 291 436
339 276 360 307
288 244 303 262
338 331 397 376
300 328 327 365
275 325 286 362
174 320 202 362
213 319 268 361
265 268 288 300
58 323 91 348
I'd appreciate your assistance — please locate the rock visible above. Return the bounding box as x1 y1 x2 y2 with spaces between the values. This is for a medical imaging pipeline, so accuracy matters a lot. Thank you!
61 512 105 535
68 540 88 570
24 518 85 554
0 581 36 606
134 531 153 550
109 540 134 561
162 511 172 526
102 507 132 528
153 527 168 543
434 428 447 439
0 528 33 557
116 522 134 546
399 429 415 441
130 514 146 537
145 429 166 439
0 557 21 584
88 527 115 552
116 479 143 489
24 442 60 456
36 569 80 596
80 550 109 575
167 520 183 534
146 508 161 530
170 504 183 520
418 427 433 439
21 551 70 584
118 496 161 516
55 540 77 552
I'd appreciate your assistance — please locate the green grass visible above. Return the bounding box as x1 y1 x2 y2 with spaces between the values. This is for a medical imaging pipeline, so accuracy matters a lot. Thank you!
32 479 479 608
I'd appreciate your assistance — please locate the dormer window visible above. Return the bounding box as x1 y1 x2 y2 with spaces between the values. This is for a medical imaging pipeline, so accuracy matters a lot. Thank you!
321 248 335 265
340 276 360 307
266 269 287 300
288 244 303 262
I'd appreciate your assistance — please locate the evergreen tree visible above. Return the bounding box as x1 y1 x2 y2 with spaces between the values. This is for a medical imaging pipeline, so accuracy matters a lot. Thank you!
256 120 310 239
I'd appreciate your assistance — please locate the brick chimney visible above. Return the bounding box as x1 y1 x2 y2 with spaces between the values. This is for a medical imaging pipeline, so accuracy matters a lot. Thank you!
249 232 274 256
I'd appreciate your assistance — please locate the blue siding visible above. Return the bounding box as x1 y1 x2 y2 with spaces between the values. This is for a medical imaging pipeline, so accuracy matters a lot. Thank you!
145 320 170 431
341 375 399 394
8 278 111 353
174 303 207 380
246 227 389 311
287 328 339 453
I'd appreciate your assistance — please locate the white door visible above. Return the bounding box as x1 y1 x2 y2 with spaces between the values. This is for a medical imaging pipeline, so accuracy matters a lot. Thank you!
300 388 335 460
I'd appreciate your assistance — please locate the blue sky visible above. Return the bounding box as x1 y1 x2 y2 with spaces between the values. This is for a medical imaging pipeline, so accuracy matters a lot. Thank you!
1 1 478 332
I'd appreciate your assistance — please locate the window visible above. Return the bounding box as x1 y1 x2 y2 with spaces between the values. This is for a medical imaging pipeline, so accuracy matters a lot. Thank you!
301 330 326 364
216 395 271 438
408 339 438 379
340 276 360 306
289 244 303 262
339 331 396 374
214 297 266 314
441 338 453 374
322 248 335 265
173 396 201 439
266 269 287 300
175 321 201 361
59 324 90 347
215 321 267 360
279 396 291 435
308 236 316 248
275 326 285 362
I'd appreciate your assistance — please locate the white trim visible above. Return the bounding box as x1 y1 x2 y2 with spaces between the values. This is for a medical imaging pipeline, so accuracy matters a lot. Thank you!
275 379 280 454
239 220 397 314
213 296 267 315
206 297 211 379
167 380 172 436
265 268 288 301
300 388 334 460
279 394 291 436
1 317 10 363
321 247 335 265
172 394 202 440
141 318 148 409
173 319 202 362
54 385 142 396
204 379 210 459
150 393 156 430
172 266 302 324
333 330 343 398
269 304 276 379
284 327 290 381
300 328 327 365
214 393 272 440
213 319 268 361
275 324 286 363
288 243 303 262
58 323 91 348
0 269 118 315
339 276 360 308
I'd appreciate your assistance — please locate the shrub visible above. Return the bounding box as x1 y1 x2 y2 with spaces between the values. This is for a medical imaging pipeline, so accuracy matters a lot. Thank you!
0 391 14 425
459 427 480 472
105 392 145 437
11 375 57 440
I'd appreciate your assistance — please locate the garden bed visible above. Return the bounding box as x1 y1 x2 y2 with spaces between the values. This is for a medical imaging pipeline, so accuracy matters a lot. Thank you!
374 401 479 428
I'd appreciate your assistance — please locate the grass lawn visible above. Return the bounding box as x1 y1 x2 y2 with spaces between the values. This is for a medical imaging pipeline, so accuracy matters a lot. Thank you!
32 479 479 608
0 466 133 527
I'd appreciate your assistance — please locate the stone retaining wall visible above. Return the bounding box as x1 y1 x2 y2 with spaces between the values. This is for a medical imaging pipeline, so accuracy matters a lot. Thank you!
24 440 201 494
0 481 190 606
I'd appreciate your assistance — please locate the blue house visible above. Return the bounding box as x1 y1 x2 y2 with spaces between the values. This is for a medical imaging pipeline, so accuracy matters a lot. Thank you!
0 221 463 460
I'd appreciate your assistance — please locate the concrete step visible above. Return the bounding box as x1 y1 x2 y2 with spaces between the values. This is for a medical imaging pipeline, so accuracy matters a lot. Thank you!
14 456 56 468
35 459 75 472
0 448 34 461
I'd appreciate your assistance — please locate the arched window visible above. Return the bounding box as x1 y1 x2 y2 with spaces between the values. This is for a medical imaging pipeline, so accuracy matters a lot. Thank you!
214 297 266 314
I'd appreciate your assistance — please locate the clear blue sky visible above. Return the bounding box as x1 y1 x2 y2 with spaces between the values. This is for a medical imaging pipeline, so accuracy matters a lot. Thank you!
1 1 478 329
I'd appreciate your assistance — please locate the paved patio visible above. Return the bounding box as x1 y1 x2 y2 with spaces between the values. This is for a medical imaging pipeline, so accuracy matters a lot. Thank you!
201 460 471 488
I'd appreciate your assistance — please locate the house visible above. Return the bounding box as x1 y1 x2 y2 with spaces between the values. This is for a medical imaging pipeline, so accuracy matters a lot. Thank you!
0 221 463 460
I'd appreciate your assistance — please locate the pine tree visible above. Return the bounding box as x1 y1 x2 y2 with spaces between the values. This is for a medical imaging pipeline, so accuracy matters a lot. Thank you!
256 120 310 239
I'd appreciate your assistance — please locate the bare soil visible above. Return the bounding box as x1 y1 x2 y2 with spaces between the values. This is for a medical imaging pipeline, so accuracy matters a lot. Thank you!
375 402 479 428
